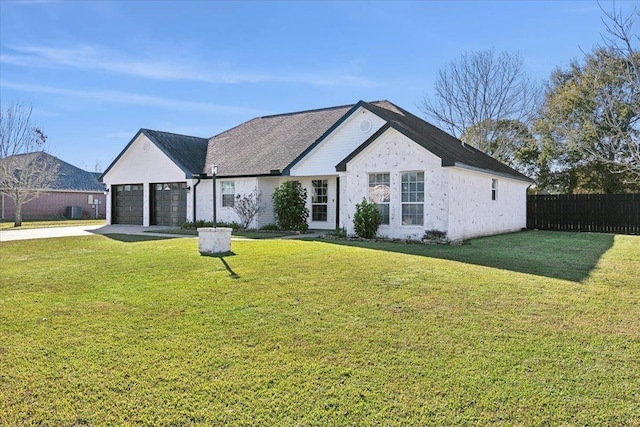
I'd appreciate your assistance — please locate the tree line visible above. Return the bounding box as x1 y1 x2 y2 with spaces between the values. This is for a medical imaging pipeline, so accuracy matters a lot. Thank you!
421 3 639 194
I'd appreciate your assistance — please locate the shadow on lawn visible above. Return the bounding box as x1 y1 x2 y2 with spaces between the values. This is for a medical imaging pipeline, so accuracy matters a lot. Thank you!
315 230 615 283
99 233 177 243
199 251 240 279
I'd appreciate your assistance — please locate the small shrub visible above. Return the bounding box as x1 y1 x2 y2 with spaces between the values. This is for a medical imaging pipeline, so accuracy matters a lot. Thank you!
328 227 347 238
353 198 381 239
181 220 213 229
272 181 309 233
233 189 263 229
424 229 447 240
216 221 242 230
181 220 241 230
260 223 281 231
423 229 450 244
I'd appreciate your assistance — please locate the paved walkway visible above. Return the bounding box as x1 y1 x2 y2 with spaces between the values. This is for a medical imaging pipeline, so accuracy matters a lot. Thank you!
0 224 323 242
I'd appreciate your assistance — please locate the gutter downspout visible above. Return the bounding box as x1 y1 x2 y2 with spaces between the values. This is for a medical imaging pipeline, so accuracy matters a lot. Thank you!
192 177 202 222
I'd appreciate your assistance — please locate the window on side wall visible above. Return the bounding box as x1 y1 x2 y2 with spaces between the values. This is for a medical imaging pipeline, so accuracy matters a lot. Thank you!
368 173 390 225
401 171 424 225
221 181 235 207
311 180 328 221
491 179 498 201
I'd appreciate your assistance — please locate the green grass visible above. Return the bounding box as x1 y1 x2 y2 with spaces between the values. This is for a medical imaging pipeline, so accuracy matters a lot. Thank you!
0 219 105 231
1 231 639 425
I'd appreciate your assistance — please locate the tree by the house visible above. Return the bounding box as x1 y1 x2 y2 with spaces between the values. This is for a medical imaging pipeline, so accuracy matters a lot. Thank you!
461 119 542 179
0 102 59 227
590 3 639 182
272 181 308 233
420 49 541 177
232 189 263 229
535 4 639 193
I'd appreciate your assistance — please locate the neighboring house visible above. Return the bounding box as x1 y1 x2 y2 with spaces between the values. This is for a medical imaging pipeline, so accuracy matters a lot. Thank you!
100 100 533 240
1 152 106 221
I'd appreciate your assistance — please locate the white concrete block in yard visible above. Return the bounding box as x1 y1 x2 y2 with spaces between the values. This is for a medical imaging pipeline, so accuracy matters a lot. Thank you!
198 227 232 255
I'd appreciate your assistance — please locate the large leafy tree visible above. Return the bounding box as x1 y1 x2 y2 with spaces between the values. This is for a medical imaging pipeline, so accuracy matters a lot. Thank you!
0 102 58 226
535 5 639 193
461 119 542 178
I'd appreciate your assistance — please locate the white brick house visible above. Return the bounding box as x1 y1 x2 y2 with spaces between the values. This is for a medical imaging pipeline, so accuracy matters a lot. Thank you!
100 100 532 240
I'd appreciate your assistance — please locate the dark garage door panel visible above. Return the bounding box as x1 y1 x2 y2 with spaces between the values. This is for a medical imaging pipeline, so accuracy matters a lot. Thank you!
113 184 143 225
152 182 187 226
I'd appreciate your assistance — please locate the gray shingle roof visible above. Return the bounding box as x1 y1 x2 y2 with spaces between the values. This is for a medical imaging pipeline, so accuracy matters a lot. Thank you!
142 129 209 176
102 100 532 183
1 152 105 191
206 100 531 182
204 104 357 176
338 101 533 182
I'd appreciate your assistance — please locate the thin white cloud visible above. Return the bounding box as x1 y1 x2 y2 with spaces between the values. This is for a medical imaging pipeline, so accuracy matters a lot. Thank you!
0 80 266 115
0 42 380 88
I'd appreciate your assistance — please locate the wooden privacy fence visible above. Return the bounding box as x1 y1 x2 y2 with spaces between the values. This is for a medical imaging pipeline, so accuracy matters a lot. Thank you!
527 194 640 234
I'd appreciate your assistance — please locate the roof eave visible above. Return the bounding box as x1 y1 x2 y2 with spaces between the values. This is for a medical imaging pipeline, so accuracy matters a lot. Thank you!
283 100 370 175
99 129 145 182
100 129 202 181
141 130 203 178
449 162 534 183
335 122 394 172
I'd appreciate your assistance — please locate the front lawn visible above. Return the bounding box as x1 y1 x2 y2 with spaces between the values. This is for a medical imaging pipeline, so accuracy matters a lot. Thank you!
1 231 638 425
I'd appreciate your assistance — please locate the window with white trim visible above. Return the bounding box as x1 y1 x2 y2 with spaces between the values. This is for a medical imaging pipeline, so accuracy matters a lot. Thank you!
401 171 424 225
491 179 498 201
368 173 390 225
221 181 235 207
311 180 328 221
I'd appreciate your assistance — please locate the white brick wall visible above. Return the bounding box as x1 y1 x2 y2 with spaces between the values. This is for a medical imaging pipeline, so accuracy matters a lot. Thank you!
102 133 187 226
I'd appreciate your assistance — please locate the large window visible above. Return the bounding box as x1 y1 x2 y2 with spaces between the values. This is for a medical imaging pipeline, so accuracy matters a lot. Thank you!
221 181 235 207
311 180 328 221
401 171 424 225
368 173 390 225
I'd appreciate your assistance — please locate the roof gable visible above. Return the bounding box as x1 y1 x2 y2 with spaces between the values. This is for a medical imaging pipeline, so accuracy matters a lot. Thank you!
100 129 209 180
204 104 360 177
335 101 533 182
2 151 105 191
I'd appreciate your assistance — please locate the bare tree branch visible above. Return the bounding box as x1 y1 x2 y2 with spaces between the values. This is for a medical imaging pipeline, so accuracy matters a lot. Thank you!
586 1 640 182
420 49 541 171
0 102 59 226
232 189 263 229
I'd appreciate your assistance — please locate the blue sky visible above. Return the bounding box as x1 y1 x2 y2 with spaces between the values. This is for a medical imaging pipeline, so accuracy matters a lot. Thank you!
1 0 637 171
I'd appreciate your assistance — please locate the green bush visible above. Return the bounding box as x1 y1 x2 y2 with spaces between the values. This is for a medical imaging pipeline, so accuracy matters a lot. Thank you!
260 223 281 231
181 220 213 229
181 220 241 230
272 181 309 233
329 227 347 238
353 198 382 239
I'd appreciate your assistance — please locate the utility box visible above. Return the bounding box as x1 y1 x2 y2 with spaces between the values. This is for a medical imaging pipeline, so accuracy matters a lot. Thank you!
66 206 83 219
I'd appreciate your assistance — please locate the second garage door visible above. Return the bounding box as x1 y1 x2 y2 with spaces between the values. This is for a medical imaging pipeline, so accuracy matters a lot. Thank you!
152 182 187 226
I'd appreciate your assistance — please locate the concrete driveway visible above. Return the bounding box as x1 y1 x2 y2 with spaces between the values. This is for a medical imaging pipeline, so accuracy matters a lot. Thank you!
0 224 180 242
0 224 324 242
